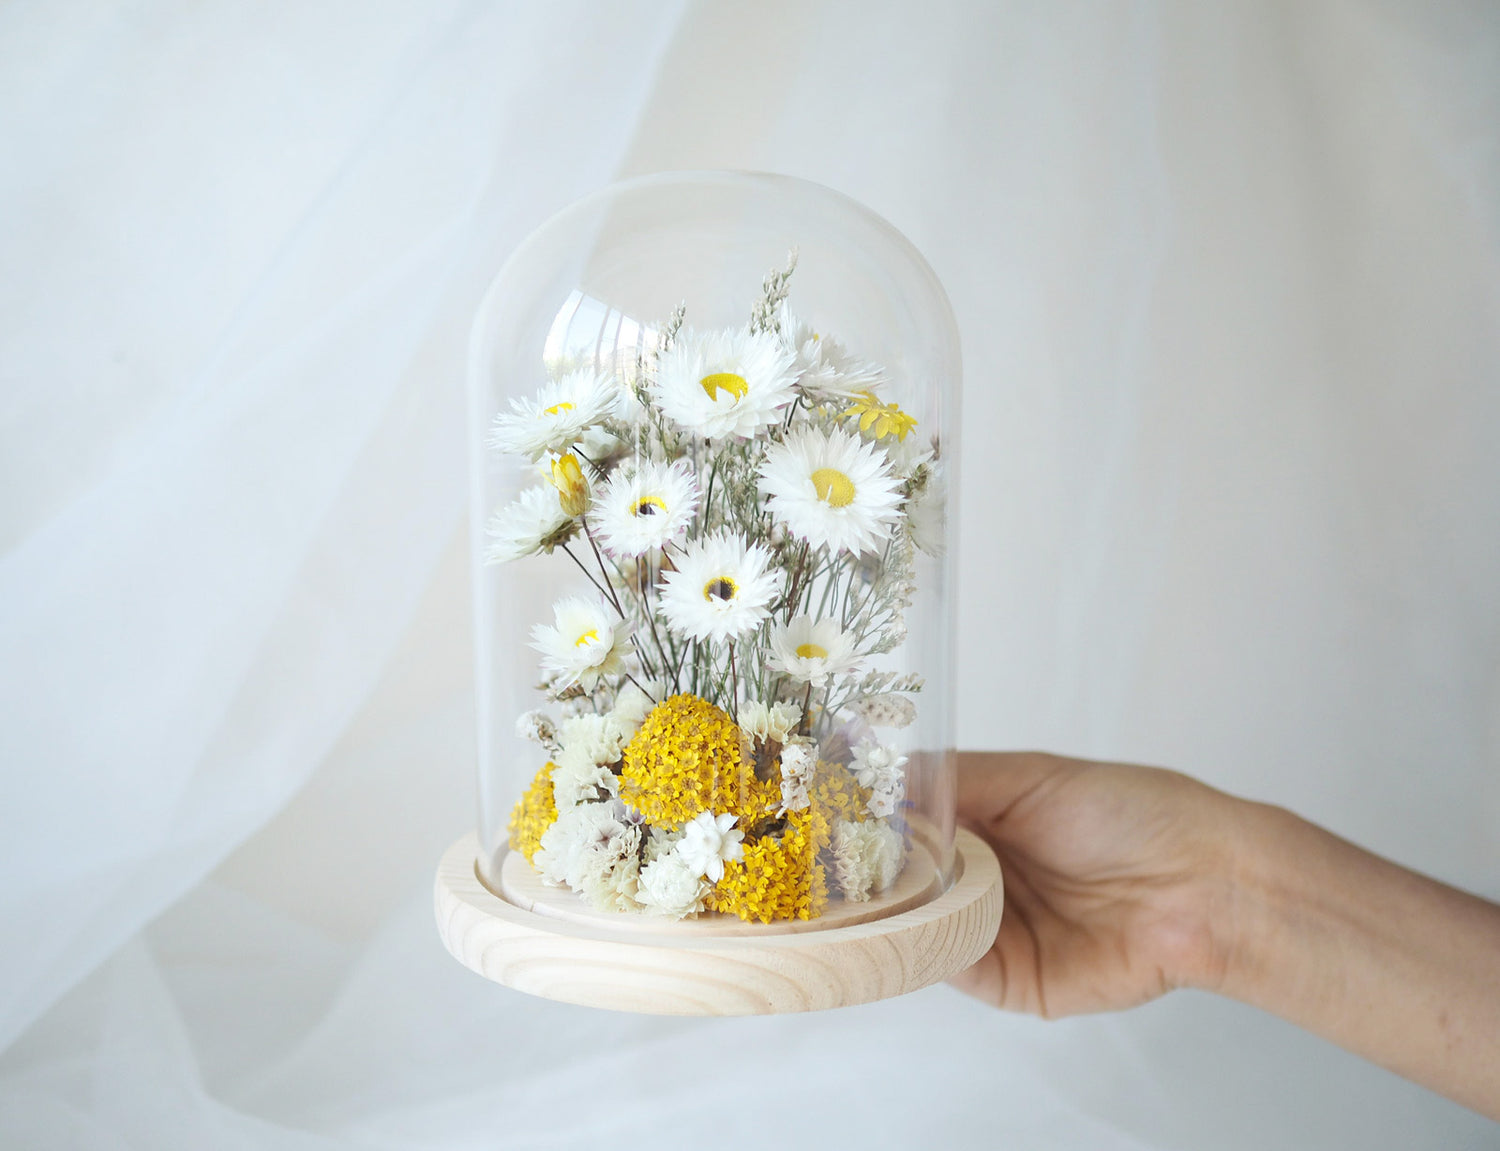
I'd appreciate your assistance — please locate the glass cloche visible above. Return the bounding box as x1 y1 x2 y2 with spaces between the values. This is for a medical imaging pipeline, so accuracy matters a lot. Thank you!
439 171 997 1013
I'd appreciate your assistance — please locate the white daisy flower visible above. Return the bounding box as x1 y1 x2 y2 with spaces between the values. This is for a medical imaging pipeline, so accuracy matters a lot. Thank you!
635 850 712 919
767 615 860 688
657 530 779 643
649 327 796 440
758 426 904 555
676 811 745 883
483 485 575 564
590 458 699 557
490 369 619 461
530 597 632 690
778 309 886 403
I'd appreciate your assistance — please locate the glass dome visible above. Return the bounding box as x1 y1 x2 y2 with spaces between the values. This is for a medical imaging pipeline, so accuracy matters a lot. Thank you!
468 171 961 935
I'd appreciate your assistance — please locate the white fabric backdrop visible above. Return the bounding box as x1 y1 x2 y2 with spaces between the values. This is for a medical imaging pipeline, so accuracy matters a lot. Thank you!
2 1 1497 1146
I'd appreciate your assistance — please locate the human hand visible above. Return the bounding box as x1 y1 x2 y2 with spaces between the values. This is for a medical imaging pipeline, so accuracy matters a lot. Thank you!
949 751 1242 1017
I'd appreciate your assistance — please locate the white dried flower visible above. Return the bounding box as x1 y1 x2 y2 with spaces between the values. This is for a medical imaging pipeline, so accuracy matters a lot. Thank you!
830 818 906 901
635 850 712 919
642 825 685 866
739 699 802 747
767 615 860 688
610 681 659 737
515 709 560 754
534 800 642 912
484 485 575 564
531 597 632 691
551 712 630 808
657 530 779 643
677 811 745 882
777 737 818 813
846 693 917 729
778 309 886 403
550 754 619 810
490 369 619 461
650 327 797 441
852 738 908 818
759 426 904 555
904 455 947 556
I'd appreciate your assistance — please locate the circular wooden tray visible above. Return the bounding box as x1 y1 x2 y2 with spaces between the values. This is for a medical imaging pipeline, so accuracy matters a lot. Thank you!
433 826 1002 1015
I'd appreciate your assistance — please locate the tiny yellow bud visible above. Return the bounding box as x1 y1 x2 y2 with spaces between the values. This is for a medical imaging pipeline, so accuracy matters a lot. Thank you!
550 452 590 516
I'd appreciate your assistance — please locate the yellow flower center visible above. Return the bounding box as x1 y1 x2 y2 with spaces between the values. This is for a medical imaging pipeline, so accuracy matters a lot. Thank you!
700 372 749 402
703 575 738 602
795 642 829 660
632 495 667 518
543 400 576 416
574 629 599 647
810 467 856 508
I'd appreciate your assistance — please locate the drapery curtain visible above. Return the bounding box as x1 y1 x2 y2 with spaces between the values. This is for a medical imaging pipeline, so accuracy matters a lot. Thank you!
2 2 1496 1146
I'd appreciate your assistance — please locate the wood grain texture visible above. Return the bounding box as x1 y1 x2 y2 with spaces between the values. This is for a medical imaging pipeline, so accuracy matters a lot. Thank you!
433 827 1003 1015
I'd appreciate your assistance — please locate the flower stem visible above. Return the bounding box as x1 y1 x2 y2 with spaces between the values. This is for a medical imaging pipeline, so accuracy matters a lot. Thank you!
728 642 740 724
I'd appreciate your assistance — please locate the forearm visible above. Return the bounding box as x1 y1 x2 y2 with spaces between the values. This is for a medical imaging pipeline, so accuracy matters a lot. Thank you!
1217 801 1500 1119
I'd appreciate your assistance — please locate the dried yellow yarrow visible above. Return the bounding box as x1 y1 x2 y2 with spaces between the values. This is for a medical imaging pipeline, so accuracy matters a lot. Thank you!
508 761 558 863
620 694 776 829
709 810 829 924
806 760 871 846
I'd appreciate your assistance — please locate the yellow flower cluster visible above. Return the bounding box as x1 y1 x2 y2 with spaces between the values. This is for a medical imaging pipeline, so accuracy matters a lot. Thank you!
508 761 558 863
709 807 829 923
707 762 871 923
621 694 779 829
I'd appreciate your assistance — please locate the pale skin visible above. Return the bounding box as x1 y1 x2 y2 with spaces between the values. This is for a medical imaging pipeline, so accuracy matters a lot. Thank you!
951 751 1500 1121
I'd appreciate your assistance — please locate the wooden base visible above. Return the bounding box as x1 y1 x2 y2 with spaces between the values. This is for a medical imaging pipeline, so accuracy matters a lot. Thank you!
433 826 1003 1015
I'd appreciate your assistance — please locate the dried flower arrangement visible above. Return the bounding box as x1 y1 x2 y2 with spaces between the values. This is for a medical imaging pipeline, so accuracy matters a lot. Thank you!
489 256 944 923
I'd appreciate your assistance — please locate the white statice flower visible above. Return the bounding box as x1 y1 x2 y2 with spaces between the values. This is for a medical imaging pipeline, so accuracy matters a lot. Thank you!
777 737 818 813
515 709 560 754
635 850 712 919
534 800 642 912
483 485 575 564
590 458 699 557
550 712 630 808
657 530 779 643
852 738 908 818
846 693 917 729
738 699 802 748
778 310 886 403
490 369 620 461
676 811 745 882
650 327 796 440
767 615 861 688
830 818 906 902
759 426 904 555
531 597 632 690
